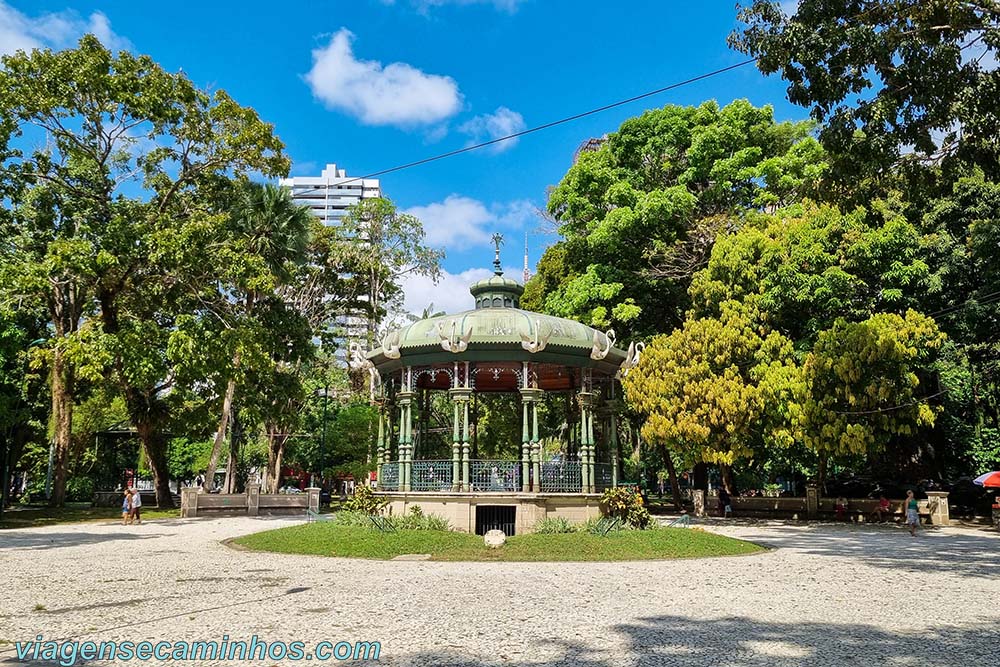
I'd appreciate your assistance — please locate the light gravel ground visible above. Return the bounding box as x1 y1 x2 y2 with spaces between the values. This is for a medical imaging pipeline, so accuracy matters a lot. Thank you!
0 515 998 666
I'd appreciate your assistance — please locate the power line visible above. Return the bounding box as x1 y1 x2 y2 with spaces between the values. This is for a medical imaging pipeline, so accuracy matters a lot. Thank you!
832 389 950 415
926 288 1000 318
320 59 758 187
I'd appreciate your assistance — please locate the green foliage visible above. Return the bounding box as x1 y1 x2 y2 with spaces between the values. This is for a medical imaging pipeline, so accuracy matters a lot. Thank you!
623 300 799 466
167 438 213 482
340 197 442 343
535 99 827 338
533 517 576 534
393 506 451 531
335 507 450 531
600 486 652 529
690 203 931 346
732 0 1000 182
797 310 947 457
342 485 387 515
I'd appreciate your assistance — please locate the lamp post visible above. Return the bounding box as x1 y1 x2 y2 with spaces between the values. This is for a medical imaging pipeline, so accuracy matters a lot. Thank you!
319 384 329 485
2 338 45 520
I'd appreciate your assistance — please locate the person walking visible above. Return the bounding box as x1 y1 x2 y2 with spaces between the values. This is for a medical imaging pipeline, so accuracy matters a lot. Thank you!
904 489 919 536
121 490 132 526
129 486 142 525
718 486 732 518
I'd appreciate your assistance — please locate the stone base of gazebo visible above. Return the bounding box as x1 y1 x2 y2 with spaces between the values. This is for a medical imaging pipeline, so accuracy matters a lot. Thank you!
375 491 602 535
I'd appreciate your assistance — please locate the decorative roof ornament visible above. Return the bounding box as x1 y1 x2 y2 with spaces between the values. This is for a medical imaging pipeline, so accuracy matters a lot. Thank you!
618 341 646 377
380 330 401 360
491 232 504 276
520 318 552 354
590 329 617 360
348 341 382 399
438 319 474 353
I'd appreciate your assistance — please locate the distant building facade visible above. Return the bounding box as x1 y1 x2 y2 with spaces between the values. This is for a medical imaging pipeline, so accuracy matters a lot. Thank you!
572 135 608 164
280 163 381 225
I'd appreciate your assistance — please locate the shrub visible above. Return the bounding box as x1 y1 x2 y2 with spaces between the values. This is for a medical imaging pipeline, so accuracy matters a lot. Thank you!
534 517 576 534
342 485 387 515
601 486 652 529
394 506 450 531
66 476 94 502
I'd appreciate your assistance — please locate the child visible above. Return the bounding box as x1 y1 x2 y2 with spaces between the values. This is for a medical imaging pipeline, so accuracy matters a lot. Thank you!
122 489 132 525
835 497 848 521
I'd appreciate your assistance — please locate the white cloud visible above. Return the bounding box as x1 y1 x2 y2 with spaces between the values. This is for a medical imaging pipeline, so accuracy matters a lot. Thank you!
305 28 463 127
382 0 527 13
401 264 522 316
0 2 131 57
405 195 540 250
458 106 526 153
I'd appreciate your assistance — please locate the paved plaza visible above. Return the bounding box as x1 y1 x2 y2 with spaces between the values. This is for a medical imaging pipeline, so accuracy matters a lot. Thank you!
0 516 997 666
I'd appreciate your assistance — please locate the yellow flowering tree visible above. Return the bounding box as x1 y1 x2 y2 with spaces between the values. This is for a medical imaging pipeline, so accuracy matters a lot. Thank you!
622 300 800 478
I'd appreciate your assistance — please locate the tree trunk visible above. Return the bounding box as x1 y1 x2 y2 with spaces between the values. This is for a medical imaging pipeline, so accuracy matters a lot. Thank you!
204 376 237 492
48 347 74 507
817 452 829 494
693 462 708 491
660 445 683 510
266 426 288 494
136 418 173 508
224 403 243 494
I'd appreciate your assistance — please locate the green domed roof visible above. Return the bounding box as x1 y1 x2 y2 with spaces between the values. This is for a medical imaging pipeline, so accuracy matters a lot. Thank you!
368 270 626 373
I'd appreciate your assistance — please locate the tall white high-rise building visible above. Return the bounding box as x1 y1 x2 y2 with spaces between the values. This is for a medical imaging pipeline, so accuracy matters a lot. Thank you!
280 163 382 225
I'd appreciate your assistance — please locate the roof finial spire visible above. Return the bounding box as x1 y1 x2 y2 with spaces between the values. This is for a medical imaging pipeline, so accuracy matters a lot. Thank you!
523 232 530 283
491 232 504 276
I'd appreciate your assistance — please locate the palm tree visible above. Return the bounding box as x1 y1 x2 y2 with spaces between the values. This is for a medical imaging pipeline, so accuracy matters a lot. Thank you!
204 181 313 493
406 302 446 323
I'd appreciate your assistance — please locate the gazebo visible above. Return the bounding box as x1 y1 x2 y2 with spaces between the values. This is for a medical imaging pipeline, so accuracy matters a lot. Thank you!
357 237 641 534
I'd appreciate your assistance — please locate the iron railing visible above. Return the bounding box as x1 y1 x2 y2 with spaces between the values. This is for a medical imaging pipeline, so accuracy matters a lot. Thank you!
470 460 520 492
380 462 400 491
540 461 583 493
411 460 454 491
594 463 613 491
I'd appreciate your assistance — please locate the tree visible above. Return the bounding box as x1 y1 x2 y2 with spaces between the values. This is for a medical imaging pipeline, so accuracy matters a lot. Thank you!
622 300 799 480
797 310 946 484
731 0 1000 183
534 99 826 338
689 202 931 347
339 198 442 346
202 181 313 493
0 37 288 507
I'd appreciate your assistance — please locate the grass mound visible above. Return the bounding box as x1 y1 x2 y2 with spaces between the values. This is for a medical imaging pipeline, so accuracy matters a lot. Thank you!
231 523 763 561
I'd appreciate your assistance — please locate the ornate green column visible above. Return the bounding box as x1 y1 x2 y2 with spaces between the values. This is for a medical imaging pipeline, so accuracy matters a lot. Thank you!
397 388 415 492
520 387 543 492
462 392 471 491
577 391 595 493
598 399 622 490
375 400 387 482
521 394 530 492
449 387 472 491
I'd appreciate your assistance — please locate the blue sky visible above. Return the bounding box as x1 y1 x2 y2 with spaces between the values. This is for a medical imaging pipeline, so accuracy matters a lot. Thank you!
1 0 806 315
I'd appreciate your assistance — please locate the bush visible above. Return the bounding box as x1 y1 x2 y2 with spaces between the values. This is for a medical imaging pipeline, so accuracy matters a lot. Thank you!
601 486 652 529
335 506 450 531
394 506 450 531
342 485 387 515
66 476 94 502
534 517 576 534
